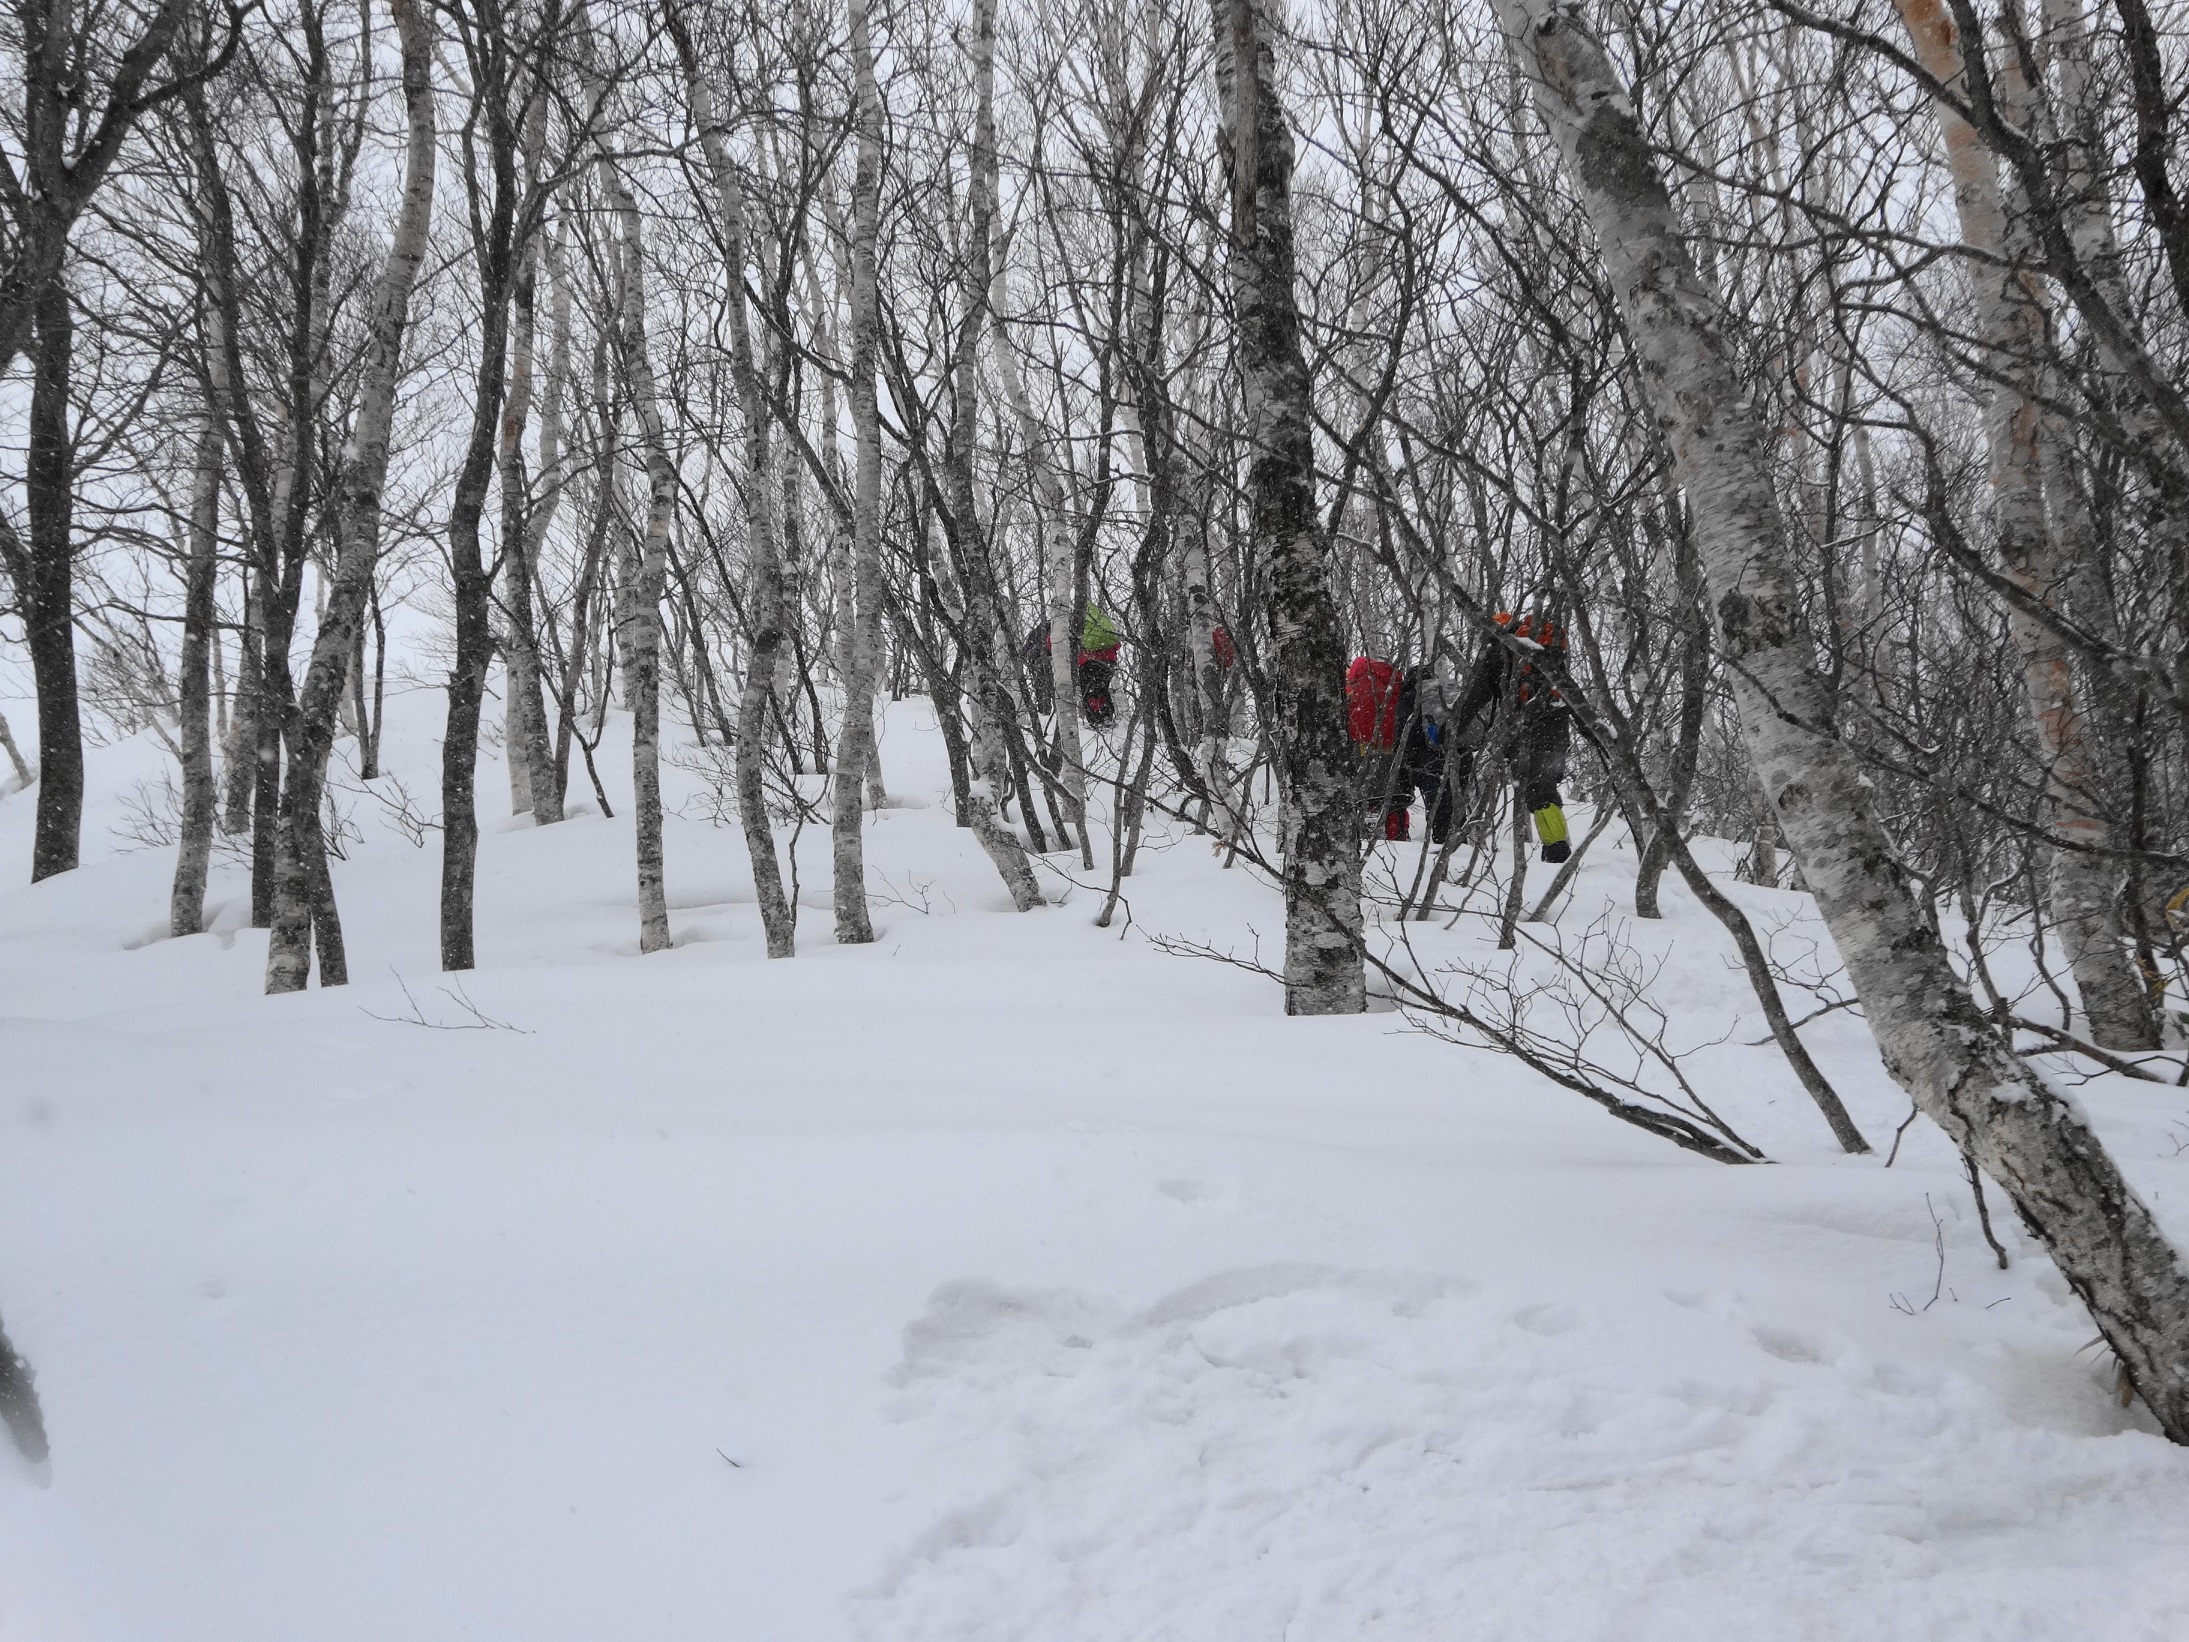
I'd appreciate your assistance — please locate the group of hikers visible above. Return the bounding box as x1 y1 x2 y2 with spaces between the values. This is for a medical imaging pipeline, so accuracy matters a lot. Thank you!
1346 612 1573 863
1020 600 1574 863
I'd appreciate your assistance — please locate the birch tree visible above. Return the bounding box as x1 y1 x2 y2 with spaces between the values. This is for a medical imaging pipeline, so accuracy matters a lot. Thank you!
1497 0 2189 1440
1214 0 1364 1015
832 0 885 945
1889 0 2155 1048
942 0 1044 911
669 6 801 953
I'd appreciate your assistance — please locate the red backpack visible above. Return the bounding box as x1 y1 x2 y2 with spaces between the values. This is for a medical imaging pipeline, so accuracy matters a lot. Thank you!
1346 657 1401 752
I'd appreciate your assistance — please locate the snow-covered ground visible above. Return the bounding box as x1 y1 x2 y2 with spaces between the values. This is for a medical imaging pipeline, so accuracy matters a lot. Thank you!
2 687 2186 1640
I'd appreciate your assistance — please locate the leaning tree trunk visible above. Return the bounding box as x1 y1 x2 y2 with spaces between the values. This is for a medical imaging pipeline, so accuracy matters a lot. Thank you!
673 14 800 953
831 0 884 946
266 0 437 993
1213 0 1364 1016
1894 0 2155 1049
1500 0 2189 1439
937 0 1044 912
171 413 223 937
990 291 1092 864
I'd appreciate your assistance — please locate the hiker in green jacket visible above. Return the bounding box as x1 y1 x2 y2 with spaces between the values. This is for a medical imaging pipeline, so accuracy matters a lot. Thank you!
1023 606 1124 724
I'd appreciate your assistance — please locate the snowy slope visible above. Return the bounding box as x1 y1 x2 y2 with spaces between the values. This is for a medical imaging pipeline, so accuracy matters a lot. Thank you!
1 687 2185 1640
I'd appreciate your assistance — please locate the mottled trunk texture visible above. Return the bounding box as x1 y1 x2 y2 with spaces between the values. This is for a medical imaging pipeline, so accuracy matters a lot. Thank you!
502 213 570 826
1214 0 1364 1015
605 175 673 956
171 414 223 937
1503 0 2189 1439
674 16 800 952
1895 0 2154 1049
832 0 884 945
24 281 79 882
266 0 436 993
941 0 1043 911
498 101 547 823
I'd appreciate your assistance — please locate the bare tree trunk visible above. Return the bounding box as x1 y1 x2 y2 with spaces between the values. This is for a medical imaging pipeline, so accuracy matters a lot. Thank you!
1180 475 1234 834
1893 0 2155 1048
672 12 799 953
500 98 566 826
982 232 1091 861
1634 502 1707 918
22 280 79 882
937 0 1043 912
267 0 437 993
832 0 884 945
1214 0 1364 1015
171 413 223 938
501 150 543 826
220 576 259 833
1502 0 2189 1440
438 19 522 975
603 176 673 956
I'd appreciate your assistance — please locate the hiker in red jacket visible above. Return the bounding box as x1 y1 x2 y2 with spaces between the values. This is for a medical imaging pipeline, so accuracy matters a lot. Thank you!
1347 649 1409 840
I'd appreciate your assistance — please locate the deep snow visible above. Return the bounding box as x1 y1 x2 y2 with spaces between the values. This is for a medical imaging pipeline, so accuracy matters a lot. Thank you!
1 685 2186 1640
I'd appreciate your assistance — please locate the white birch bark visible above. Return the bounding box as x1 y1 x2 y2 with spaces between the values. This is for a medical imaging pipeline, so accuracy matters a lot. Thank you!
499 102 546 823
673 11 799 954
1895 0 2154 1048
510 220 574 824
831 0 884 944
1214 0 1364 1014
1499 0 2189 1439
603 174 673 956
942 0 1043 910
576 17 672 954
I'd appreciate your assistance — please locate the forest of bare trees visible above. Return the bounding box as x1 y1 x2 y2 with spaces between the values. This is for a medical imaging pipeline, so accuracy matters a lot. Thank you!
4 0 2189 1437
